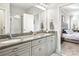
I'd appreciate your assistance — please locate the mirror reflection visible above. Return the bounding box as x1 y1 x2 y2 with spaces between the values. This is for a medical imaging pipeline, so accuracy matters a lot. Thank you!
0 9 5 34
0 3 55 36
10 3 48 35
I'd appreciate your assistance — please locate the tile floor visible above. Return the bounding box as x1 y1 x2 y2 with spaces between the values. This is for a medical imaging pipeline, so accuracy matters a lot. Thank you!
62 41 79 56
51 53 62 56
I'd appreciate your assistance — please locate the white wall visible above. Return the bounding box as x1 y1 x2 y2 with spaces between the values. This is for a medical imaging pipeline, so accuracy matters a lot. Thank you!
0 3 10 34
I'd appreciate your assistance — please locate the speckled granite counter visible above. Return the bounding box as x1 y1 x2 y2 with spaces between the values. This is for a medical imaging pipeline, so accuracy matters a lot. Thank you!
0 33 53 49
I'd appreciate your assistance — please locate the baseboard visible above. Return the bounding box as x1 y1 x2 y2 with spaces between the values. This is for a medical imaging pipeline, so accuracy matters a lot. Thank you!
55 49 62 56
55 49 66 56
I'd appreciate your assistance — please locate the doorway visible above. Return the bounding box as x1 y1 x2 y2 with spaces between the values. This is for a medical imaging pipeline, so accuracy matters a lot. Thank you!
60 3 79 56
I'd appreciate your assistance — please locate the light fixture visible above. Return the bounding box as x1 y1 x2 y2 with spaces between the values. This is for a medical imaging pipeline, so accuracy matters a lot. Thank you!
35 5 46 10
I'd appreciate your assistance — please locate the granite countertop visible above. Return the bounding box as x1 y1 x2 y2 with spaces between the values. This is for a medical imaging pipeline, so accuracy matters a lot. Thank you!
0 33 53 49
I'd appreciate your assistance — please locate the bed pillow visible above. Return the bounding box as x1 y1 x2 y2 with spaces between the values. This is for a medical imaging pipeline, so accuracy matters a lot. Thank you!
62 29 67 33
65 30 73 34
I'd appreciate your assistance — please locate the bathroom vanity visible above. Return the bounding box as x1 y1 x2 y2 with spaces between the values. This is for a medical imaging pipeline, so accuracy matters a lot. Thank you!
0 31 57 56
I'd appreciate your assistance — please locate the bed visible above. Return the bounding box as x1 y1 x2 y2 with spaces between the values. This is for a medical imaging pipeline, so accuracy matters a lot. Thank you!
62 30 79 43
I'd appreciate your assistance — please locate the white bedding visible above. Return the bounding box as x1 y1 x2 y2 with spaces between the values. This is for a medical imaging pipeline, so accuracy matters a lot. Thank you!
63 32 79 40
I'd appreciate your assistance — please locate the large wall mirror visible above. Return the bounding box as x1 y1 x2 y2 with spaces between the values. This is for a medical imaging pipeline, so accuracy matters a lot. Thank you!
0 9 5 35
10 3 47 35
0 3 51 36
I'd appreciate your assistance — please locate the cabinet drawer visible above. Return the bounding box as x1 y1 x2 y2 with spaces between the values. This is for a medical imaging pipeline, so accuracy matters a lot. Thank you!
32 38 47 46
32 43 48 56
16 48 31 56
47 36 56 55
16 43 31 51
0 42 31 56
1 52 15 56
14 42 31 48
47 36 54 40
0 46 17 54
0 47 17 56
18 51 30 56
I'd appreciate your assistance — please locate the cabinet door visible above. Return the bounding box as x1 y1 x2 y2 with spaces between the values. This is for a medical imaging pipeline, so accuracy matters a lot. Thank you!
47 36 55 55
32 45 41 56
50 36 56 53
40 43 48 56
47 37 52 55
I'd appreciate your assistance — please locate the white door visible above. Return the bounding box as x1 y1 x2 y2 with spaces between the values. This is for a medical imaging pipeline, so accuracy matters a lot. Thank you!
23 14 34 33
0 10 5 34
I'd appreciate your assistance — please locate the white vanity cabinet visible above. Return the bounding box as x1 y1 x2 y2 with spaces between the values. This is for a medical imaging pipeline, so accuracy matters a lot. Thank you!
0 34 56 56
31 35 55 56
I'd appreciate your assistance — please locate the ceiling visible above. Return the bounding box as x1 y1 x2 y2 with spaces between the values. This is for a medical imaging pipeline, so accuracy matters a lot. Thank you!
61 3 79 15
11 3 36 10
62 3 79 10
11 3 65 10
10 3 67 15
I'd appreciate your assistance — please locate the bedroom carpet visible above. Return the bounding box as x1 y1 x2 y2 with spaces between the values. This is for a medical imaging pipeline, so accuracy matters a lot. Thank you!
62 41 79 56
